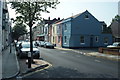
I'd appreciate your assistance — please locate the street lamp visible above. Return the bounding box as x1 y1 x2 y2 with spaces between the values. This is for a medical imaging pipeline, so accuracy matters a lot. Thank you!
10 18 14 53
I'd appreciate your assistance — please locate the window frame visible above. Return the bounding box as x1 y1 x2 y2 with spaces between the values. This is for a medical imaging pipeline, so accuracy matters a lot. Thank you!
64 36 67 44
95 36 99 42
58 36 60 43
64 24 67 31
80 36 85 44
85 14 89 19
104 37 108 44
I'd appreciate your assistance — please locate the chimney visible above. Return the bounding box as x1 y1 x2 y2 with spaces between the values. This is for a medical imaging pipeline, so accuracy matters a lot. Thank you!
48 17 50 20
58 17 60 20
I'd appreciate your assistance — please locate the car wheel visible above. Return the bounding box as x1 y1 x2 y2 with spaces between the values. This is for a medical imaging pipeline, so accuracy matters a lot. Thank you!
36 54 40 59
52 47 54 49
19 54 22 59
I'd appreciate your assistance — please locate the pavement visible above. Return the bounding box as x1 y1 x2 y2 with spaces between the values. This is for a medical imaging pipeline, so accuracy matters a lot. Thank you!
17 59 52 79
0 44 52 80
55 47 120 61
1 44 20 79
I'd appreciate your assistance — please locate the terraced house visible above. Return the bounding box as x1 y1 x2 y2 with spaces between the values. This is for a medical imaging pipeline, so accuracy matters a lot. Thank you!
0 1 11 51
54 10 112 48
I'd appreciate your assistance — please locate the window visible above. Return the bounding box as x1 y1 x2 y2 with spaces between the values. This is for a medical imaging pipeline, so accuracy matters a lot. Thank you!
58 36 60 43
64 36 67 43
104 37 108 44
64 24 67 31
95 36 99 42
85 14 89 19
53 27 55 34
53 36 54 42
80 36 85 44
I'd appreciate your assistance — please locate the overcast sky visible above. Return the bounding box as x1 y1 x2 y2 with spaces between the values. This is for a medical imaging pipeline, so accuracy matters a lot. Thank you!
8 0 119 27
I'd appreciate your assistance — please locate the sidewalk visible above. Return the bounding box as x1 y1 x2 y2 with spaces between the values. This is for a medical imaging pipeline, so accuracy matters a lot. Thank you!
17 59 51 78
55 47 120 61
2 44 20 79
0 52 2 80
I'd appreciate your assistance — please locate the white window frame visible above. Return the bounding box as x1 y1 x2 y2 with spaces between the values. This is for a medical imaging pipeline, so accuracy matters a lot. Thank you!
85 14 89 19
64 36 67 44
80 36 85 44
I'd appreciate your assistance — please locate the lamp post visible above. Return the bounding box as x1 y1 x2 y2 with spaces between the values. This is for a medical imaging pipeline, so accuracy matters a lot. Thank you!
10 24 11 53
10 18 14 53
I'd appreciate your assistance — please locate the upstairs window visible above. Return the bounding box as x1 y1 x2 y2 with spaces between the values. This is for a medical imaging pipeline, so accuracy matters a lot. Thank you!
64 24 67 31
85 14 89 19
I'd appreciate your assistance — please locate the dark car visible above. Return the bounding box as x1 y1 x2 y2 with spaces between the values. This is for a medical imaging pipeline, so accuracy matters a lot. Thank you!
44 42 54 49
18 42 40 59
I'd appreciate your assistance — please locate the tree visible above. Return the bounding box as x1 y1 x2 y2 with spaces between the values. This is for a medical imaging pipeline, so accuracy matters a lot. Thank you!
10 1 60 27
112 15 120 22
9 1 60 68
12 22 27 41
110 15 120 40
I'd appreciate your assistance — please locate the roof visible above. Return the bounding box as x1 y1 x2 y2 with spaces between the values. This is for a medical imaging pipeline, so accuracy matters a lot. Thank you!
64 10 88 20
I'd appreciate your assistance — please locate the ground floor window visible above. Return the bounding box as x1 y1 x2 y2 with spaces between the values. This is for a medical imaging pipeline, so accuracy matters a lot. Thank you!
104 37 108 44
95 36 99 42
53 36 54 42
64 36 67 43
58 36 60 43
80 36 85 44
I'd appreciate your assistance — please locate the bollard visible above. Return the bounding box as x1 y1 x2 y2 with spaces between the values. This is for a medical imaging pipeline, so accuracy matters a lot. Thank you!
28 52 31 68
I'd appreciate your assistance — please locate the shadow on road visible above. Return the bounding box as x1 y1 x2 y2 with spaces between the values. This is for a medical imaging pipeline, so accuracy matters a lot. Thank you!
23 66 115 79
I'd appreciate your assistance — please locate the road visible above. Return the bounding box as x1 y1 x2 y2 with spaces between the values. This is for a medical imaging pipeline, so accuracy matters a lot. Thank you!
22 47 119 79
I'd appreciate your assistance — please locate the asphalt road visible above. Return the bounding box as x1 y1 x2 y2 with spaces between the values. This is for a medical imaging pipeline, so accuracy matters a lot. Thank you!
22 47 119 79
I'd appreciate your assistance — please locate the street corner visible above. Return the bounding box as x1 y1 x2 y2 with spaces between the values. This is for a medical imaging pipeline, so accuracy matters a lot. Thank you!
26 59 52 68
20 59 52 77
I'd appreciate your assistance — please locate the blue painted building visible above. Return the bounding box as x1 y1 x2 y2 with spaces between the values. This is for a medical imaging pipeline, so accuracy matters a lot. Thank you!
61 10 112 48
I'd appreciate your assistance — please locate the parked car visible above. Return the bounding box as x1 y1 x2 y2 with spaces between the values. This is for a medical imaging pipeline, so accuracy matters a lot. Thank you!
18 42 40 59
107 42 120 48
16 41 24 51
33 41 40 47
39 41 45 47
44 42 54 49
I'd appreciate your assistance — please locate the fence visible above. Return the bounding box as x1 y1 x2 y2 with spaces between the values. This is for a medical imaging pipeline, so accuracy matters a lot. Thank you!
98 47 120 55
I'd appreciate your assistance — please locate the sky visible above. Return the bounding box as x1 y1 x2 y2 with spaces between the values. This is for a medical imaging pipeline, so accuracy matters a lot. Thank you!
8 0 119 27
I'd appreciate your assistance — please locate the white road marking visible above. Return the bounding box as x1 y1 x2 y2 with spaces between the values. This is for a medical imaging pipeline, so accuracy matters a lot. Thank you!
61 51 67 53
95 60 101 62
76 55 81 57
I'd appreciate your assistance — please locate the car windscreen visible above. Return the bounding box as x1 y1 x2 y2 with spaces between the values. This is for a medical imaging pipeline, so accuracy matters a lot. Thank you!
22 43 36 48
113 43 119 46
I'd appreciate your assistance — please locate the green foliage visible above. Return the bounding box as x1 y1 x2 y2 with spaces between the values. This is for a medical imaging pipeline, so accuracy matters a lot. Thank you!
12 23 27 40
112 15 120 22
10 1 60 26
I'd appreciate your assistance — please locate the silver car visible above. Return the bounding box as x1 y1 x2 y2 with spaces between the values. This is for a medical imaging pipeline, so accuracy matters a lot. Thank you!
107 42 120 48
18 42 40 59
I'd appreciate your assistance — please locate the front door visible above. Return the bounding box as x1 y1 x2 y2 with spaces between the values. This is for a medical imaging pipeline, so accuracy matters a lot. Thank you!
90 36 93 47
